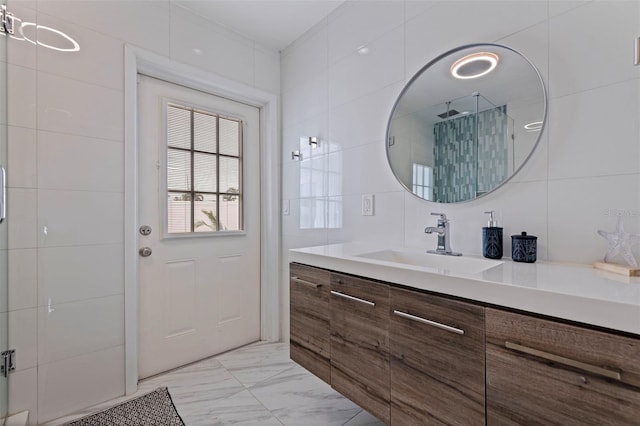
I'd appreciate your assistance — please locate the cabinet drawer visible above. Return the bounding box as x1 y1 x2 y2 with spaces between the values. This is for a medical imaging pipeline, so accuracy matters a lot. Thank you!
390 288 485 425
289 263 331 384
486 308 640 425
331 273 390 424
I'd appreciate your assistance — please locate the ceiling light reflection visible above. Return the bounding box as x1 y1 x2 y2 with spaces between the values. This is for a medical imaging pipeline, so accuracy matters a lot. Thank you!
524 121 543 132
450 52 499 80
21 22 80 52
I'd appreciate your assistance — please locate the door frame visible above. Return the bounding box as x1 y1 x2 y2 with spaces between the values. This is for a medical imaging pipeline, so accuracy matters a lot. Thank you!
123 45 280 395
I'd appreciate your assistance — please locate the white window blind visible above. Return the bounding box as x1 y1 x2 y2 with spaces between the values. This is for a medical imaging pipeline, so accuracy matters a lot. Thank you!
166 103 242 234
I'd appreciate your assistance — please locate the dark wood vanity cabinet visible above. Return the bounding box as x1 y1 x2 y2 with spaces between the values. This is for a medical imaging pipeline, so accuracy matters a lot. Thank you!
486 308 640 426
389 288 485 425
330 273 391 423
290 263 640 426
289 263 331 384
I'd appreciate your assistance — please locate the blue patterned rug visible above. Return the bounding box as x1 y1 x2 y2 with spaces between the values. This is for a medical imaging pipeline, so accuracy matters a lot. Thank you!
63 387 185 426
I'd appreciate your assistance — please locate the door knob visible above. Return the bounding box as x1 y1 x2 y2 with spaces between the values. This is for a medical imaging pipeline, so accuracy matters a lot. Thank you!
139 247 152 257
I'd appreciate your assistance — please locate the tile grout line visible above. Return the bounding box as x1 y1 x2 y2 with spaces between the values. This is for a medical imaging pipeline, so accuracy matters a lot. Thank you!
219 350 290 425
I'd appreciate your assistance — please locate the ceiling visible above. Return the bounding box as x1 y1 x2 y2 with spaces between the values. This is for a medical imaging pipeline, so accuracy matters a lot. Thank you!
175 1 346 51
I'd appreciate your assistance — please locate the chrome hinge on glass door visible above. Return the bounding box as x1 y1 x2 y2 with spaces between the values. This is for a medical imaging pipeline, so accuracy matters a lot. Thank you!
1 350 15 377
0 166 5 224
0 4 15 35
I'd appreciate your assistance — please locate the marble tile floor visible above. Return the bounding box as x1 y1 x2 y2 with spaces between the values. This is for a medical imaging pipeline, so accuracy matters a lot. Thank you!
46 341 385 426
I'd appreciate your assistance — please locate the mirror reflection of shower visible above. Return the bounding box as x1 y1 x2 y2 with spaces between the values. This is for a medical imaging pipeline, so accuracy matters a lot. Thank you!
1 6 80 52
431 92 514 202
390 91 515 203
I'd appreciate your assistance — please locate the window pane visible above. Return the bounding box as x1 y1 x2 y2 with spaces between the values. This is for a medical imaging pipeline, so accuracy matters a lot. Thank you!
194 111 216 153
219 118 240 156
327 199 342 229
168 149 191 191
167 192 192 233
220 195 241 231
167 106 190 149
194 194 218 233
194 152 217 193
219 157 239 193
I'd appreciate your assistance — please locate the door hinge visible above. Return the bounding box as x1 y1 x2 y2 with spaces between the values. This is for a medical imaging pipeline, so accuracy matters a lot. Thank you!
0 5 15 35
1 349 16 377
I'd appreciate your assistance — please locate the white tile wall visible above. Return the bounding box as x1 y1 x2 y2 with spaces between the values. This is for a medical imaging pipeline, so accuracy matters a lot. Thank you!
327 0 404 65
281 0 640 341
5 4 37 69
4 0 281 422
38 244 123 306
327 191 406 246
281 22 328 94
37 295 124 364
8 249 37 311
282 113 328 164
404 1 547 79
8 367 37 424
282 74 328 130
8 188 37 249
169 4 255 86
37 131 123 192
37 190 124 247
548 0 640 98
36 1 171 56
327 142 400 196
7 65 36 129
37 345 125 422
254 46 281 94
7 126 37 189
548 174 640 263
328 26 404 108
37 72 123 142
327 82 403 152
8 308 37 370
36 11 125 90
548 79 640 179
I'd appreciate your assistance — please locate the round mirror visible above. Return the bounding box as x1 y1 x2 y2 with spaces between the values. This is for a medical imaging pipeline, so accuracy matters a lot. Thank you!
386 43 546 203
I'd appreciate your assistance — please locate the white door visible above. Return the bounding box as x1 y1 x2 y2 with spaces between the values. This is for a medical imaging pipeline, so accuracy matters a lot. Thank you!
137 75 261 379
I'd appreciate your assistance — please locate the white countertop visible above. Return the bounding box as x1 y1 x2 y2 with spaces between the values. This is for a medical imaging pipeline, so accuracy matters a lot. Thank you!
289 243 640 336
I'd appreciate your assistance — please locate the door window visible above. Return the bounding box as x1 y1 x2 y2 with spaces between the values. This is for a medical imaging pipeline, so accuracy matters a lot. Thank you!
166 103 243 234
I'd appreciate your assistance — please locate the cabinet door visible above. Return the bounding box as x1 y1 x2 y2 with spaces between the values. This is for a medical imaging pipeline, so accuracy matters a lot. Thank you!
390 288 485 426
289 263 331 384
486 308 640 425
330 273 390 423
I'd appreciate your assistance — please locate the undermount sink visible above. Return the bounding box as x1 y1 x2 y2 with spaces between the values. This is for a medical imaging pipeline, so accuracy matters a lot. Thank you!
355 249 503 275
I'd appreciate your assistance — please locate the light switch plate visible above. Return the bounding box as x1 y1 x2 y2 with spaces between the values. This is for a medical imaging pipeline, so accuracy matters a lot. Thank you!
362 194 374 216
282 199 290 216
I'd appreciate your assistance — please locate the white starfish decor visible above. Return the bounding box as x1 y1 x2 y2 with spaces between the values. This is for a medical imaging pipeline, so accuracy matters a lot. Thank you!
597 215 640 268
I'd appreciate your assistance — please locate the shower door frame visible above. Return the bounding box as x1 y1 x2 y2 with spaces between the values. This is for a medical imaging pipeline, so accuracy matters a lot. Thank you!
0 0 10 421
122 45 281 395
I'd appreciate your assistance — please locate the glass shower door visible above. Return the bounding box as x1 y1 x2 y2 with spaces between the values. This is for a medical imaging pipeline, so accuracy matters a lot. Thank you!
0 0 10 422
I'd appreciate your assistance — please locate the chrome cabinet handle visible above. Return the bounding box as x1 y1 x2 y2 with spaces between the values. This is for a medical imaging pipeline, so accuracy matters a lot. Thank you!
505 341 621 381
291 276 321 288
0 166 5 224
393 310 464 335
331 290 375 307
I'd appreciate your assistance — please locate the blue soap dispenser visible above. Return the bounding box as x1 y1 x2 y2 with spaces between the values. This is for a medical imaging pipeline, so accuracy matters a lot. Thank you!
482 211 503 259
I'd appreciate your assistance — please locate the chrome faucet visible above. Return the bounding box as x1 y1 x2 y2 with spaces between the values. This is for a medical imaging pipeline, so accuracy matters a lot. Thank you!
425 213 462 256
